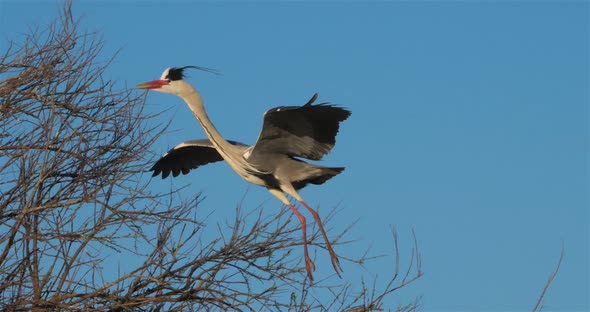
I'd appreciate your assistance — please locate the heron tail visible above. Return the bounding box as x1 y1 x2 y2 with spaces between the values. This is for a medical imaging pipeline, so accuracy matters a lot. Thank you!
293 166 345 190
311 167 345 185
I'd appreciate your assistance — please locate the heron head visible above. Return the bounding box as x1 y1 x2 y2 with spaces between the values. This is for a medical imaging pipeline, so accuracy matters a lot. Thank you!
137 67 191 95
137 66 219 95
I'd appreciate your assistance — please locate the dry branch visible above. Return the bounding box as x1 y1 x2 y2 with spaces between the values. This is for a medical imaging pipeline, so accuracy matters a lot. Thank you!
0 3 423 311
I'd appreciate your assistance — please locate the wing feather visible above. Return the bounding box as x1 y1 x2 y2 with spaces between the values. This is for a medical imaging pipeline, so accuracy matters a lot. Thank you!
151 139 248 179
249 94 351 161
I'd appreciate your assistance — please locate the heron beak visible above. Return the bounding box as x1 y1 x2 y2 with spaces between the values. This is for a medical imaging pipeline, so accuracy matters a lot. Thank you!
137 80 168 90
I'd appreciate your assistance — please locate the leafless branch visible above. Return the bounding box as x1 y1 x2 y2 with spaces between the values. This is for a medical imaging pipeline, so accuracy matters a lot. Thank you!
0 2 423 311
531 242 565 312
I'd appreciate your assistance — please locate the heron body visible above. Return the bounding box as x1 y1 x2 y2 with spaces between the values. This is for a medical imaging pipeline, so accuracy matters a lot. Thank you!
138 66 351 281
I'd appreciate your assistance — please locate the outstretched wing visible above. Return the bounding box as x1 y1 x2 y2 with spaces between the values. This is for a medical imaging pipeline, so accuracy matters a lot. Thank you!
151 139 249 179
249 93 351 161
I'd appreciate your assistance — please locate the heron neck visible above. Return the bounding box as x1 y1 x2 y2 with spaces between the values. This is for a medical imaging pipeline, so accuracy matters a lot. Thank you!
180 90 238 156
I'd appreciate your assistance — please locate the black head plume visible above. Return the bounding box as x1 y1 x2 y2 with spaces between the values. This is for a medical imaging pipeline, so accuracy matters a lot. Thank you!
166 66 221 81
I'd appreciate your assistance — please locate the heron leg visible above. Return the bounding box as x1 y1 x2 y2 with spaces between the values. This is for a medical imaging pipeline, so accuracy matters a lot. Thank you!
287 203 316 281
268 189 316 281
281 186 342 278
299 200 342 278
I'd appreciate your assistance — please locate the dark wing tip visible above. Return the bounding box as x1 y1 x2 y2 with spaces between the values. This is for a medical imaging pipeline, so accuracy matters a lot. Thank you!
149 139 233 180
304 93 319 106
342 107 352 120
312 103 352 122
304 93 351 121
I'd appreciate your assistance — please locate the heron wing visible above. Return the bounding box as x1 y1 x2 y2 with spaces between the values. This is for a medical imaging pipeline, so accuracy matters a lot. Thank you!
250 94 351 161
151 139 249 179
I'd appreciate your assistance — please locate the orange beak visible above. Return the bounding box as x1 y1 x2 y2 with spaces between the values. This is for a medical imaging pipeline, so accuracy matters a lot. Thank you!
137 80 169 90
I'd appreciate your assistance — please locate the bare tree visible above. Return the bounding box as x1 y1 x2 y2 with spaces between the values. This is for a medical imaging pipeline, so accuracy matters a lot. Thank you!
0 3 422 311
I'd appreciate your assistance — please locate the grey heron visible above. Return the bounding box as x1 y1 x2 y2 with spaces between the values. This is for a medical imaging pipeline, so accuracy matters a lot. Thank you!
138 66 351 281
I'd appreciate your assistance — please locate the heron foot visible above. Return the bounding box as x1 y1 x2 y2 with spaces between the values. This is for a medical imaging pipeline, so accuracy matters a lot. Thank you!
304 253 316 282
300 200 343 278
327 248 342 278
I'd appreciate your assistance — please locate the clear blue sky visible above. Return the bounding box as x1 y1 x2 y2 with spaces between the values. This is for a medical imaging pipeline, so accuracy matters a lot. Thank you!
2 1 588 311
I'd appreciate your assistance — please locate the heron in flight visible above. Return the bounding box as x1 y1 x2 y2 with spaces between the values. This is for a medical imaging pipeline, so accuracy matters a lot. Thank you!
138 66 351 281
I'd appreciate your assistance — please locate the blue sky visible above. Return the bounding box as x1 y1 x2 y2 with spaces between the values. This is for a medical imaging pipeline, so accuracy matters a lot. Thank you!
2 1 588 311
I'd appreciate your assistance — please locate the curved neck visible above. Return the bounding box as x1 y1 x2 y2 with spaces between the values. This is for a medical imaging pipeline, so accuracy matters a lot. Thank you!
176 84 266 178
180 90 237 156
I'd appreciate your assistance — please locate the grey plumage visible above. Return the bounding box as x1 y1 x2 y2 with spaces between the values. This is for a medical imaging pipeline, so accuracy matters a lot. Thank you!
139 67 350 281
151 94 350 191
151 139 248 178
